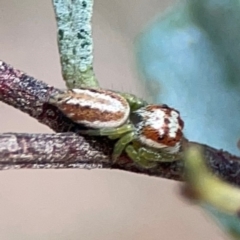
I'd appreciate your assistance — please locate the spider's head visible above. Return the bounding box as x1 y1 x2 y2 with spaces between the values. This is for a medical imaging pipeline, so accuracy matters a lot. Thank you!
132 104 184 153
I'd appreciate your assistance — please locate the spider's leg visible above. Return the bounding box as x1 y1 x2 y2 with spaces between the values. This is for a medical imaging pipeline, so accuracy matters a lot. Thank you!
125 145 157 168
138 147 180 162
112 132 135 162
78 124 133 138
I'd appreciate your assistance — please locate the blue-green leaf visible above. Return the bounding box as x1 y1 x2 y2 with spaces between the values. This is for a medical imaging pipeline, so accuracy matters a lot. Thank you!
136 0 240 155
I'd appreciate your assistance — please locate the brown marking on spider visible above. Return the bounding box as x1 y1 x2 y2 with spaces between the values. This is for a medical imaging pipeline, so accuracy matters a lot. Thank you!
133 104 184 153
49 88 130 128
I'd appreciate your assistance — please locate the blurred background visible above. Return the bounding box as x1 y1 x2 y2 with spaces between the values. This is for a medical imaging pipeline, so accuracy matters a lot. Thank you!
0 0 227 239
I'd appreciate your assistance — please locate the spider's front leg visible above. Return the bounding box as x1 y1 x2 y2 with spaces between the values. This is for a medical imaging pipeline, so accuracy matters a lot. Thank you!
125 144 182 169
125 145 158 168
111 131 135 161
138 147 181 162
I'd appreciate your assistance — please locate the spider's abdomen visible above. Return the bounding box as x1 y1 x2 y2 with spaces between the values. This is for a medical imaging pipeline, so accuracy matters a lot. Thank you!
132 105 184 153
49 88 130 128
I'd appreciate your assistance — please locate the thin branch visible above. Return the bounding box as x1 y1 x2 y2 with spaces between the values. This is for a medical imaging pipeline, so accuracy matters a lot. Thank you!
1 60 240 185
0 60 81 132
0 133 109 170
53 0 99 88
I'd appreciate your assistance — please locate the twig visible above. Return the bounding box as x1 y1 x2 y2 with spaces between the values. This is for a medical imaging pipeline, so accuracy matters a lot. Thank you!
53 0 99 88
0 133 109 170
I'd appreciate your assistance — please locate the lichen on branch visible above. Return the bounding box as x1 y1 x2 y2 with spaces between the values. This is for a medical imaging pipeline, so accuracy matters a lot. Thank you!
52 0 99 88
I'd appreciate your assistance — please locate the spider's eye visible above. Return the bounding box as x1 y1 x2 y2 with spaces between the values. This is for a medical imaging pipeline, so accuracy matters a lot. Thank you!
157 136 165 141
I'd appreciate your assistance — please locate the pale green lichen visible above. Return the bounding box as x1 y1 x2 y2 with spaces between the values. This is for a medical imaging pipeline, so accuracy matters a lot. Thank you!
52 0 99 88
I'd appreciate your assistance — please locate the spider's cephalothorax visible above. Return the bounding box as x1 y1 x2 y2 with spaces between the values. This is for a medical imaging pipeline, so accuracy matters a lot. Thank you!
131 105 184 153
49 88 184 168
127 105 184 167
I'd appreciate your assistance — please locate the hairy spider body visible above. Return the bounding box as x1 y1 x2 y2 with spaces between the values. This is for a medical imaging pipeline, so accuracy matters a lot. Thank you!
49 88 184 168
